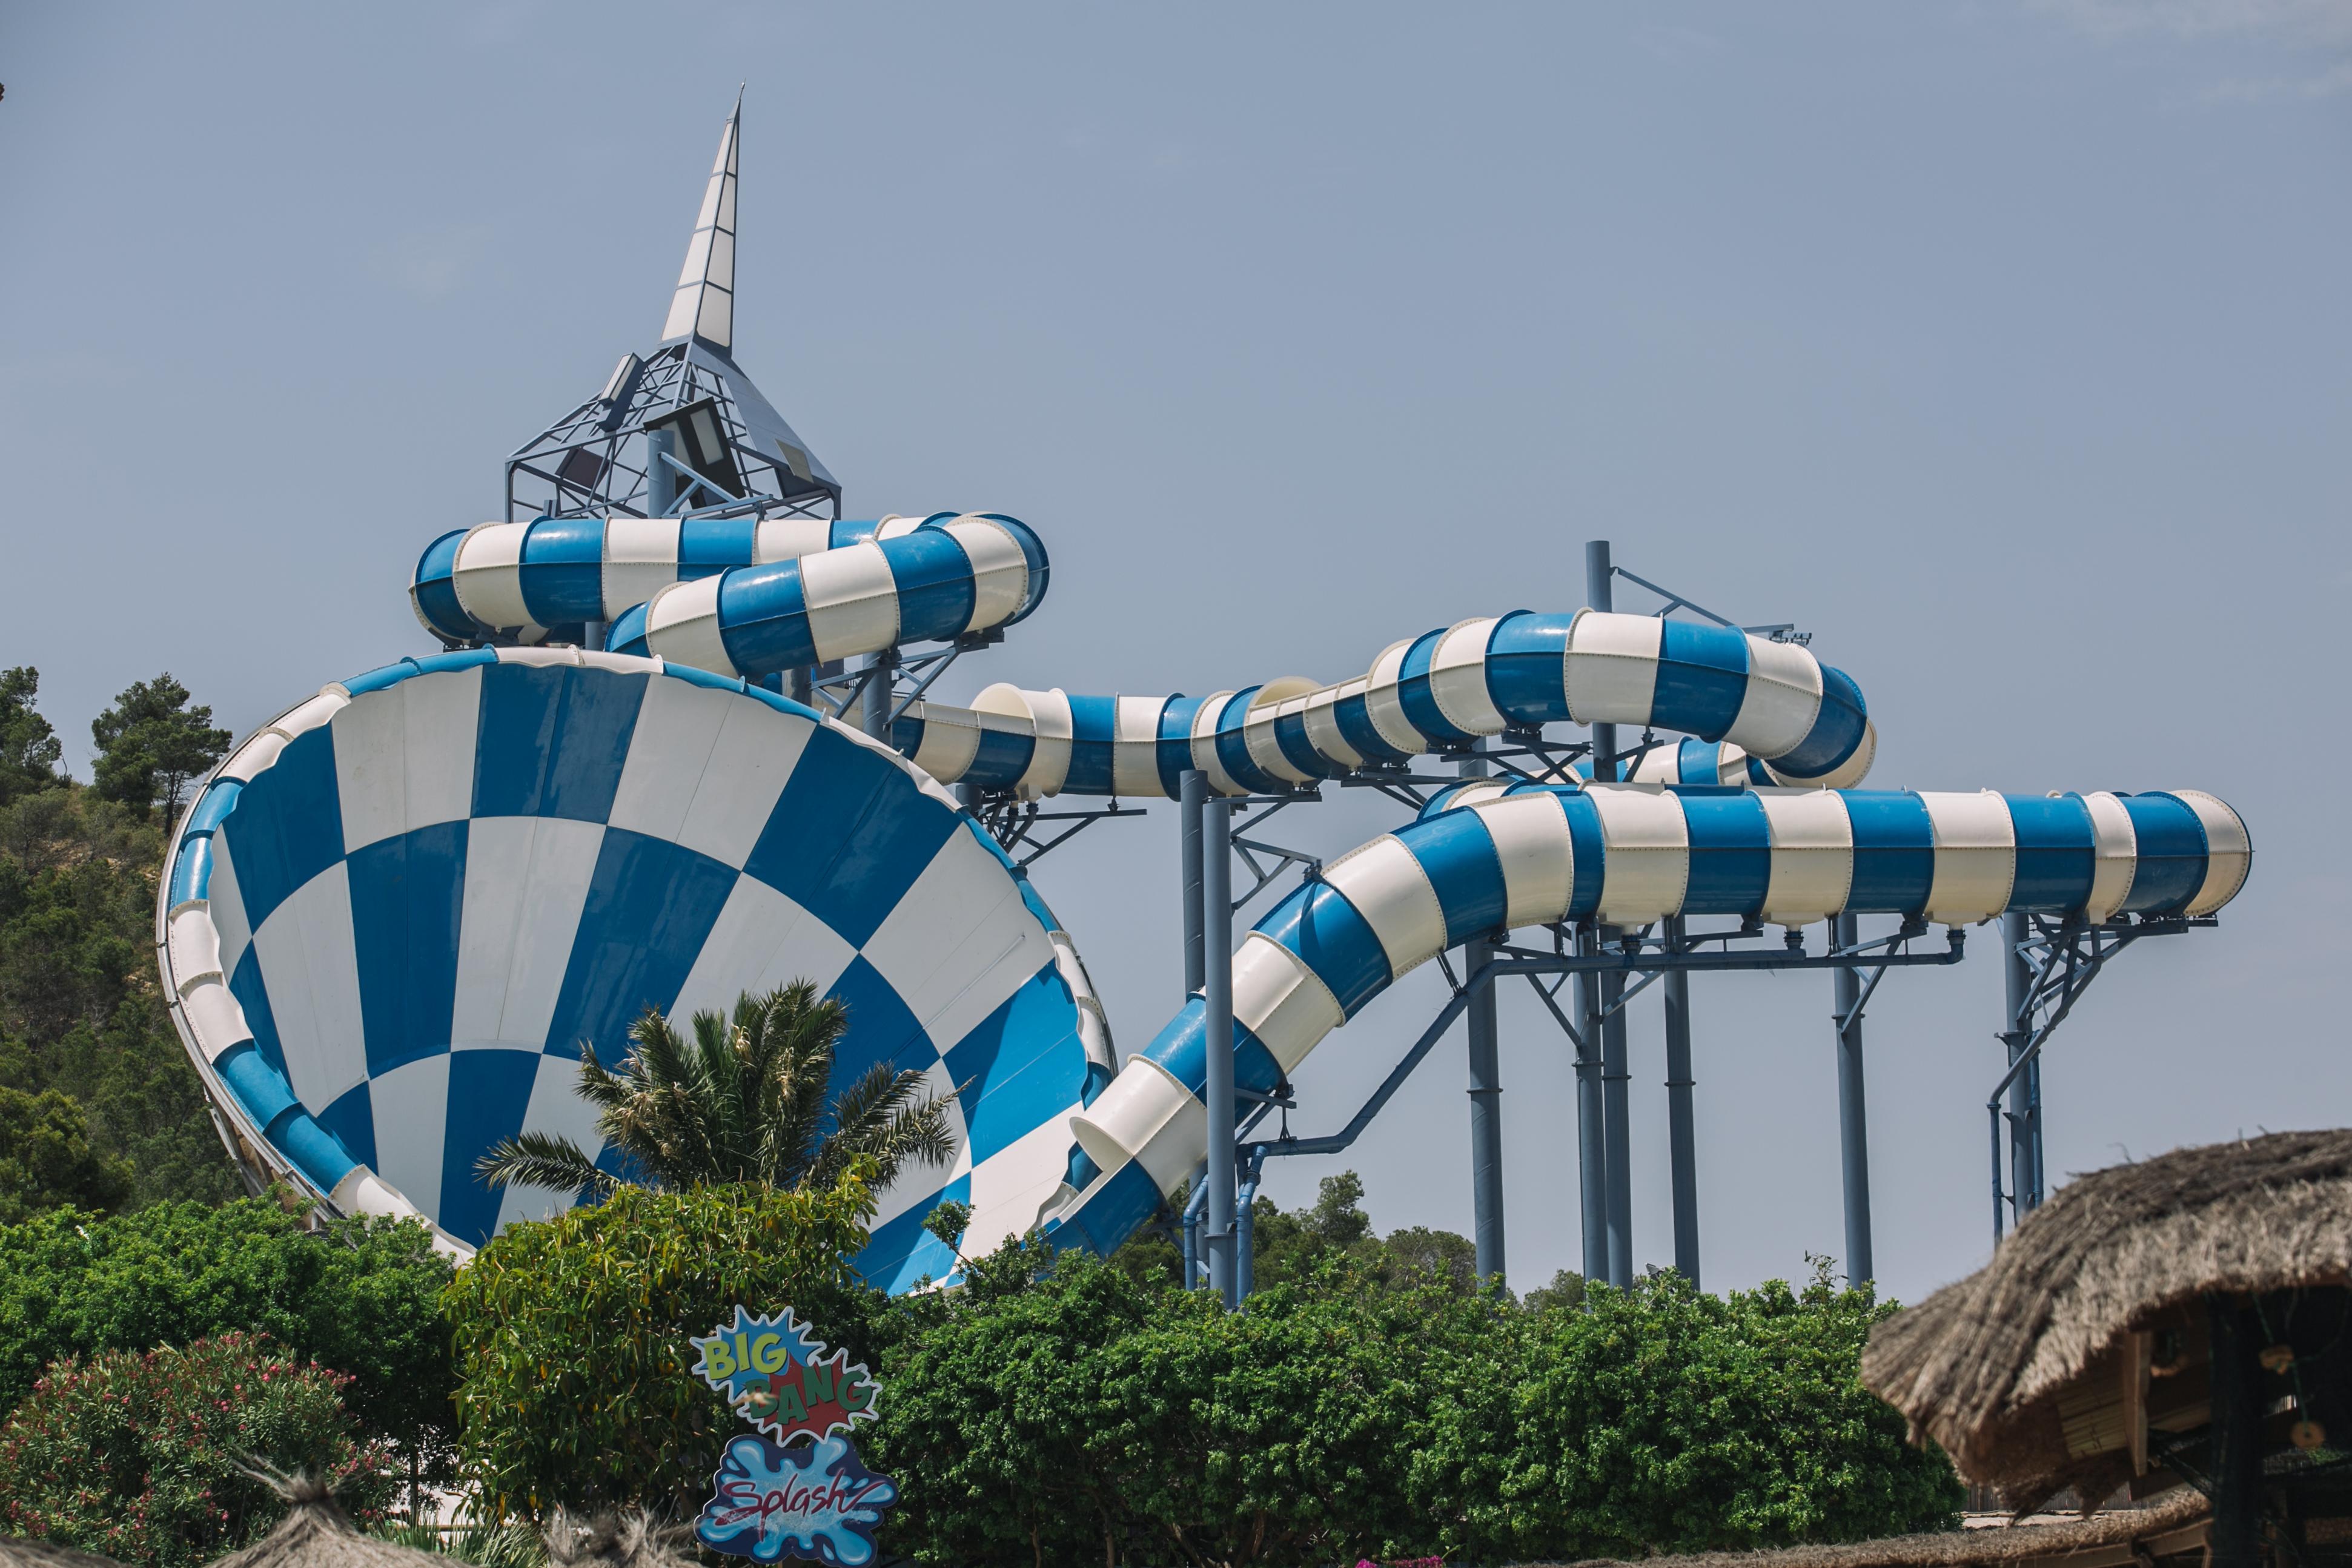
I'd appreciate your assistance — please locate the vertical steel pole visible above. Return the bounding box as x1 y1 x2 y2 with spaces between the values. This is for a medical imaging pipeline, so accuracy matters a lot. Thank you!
1235 1155 1262 1302
1179 768 1210 1296
1600 960 1632 1288
1661 915 1700 1288
1181 771 1207 998
1465 942 1504 1283
1459 747 1506 1284
2026 1054 2046 1210
1585 540 1631 1288
1202 795 1237 1308
646 428 678 517
1181 1169 1208 1292
1832 912 1874 1288
861 647 896 739
2001 910 2034 1225
1586 540 1615 779
1575 930 1609 1286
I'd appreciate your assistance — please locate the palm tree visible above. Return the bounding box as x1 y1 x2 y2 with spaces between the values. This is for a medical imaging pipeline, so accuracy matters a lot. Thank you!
475 980 957 1199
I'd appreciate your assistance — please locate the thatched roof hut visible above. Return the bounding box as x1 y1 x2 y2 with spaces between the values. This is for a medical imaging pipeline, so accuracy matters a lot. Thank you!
1563 1483 2213 1568
1861 1128 2352 1520
202 1475 452 1568
0 1540 134 1568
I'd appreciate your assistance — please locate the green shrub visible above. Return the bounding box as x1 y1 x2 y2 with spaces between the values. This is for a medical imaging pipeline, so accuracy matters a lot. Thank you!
867 1243 1959 1564
442 1176 879 1518
873 1246 1500 1566
1415 1262 1964 1560
0 1331 394 1568
0 1199 458 1478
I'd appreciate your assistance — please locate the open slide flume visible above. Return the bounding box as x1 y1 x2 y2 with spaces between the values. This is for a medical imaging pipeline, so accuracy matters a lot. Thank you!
157 648 1112 1290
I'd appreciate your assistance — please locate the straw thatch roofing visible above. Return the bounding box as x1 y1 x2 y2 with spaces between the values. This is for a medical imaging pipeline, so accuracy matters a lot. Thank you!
1861 1128 2352 1507
1562 1485 2210 1568
542 1512 696 1568
0 1541 133 1568
203 1474 452 1568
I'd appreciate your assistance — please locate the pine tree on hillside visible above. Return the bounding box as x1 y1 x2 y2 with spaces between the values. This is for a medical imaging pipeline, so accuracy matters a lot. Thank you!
0 668 65 806
89 673 230 819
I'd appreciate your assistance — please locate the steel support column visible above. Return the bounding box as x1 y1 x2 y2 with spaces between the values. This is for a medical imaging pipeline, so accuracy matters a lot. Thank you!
861 647 896 739
1600 958 1632 1288
1459 749 1506 1284
1466 934 1504 1283
1181 771 1207 997
1661 916 1700 1288
1585 539 1631 1288
1832 912 1874 1287
1202 795 1237 1308
1574 928 1609 1285
2001 910 2040 1223
645 427 678 517
1179 769 1210 1295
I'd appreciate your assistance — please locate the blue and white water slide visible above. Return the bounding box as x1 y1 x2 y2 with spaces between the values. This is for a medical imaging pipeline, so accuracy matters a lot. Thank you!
156 509 2250 1288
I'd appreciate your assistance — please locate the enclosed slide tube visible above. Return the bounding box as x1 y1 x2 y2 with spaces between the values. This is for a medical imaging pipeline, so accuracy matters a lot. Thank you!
1049 779 2253 1255
409 512 1047 653
888 606 1874 798
410 512 1873 793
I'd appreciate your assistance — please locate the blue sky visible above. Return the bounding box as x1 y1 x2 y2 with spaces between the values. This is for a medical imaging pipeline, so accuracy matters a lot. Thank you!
1 2 2345 1302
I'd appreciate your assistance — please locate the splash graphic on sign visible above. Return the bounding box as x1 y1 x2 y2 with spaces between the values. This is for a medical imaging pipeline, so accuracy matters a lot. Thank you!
694 1432 899 1567
690 1305 881 1446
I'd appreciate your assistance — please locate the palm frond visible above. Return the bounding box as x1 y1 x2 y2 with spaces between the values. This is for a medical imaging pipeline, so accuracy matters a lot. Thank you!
807 1061 959 1190
476 1131 620 1196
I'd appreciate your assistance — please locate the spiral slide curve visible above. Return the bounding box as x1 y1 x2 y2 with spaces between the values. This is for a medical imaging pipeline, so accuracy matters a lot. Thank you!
157 510 2248 1286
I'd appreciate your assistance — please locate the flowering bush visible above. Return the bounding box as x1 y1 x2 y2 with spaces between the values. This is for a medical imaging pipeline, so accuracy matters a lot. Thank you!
0 1331 393 1567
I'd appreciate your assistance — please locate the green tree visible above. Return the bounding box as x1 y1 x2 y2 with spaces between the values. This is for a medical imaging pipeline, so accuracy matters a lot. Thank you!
1241 1169 1485 1297
0 773 236 1208
0 1199 457 1480
0 1085 131 1222
441 1176 880 1518
88 673 229 819
475 981 954 1200
1522 1266 1589 1314
0 667 65 806
0 1332 394 1568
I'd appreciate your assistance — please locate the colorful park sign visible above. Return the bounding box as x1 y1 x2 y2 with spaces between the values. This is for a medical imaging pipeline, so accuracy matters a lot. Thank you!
691 1306 898 1566
696 1432 900 1567
691 1305 881 1445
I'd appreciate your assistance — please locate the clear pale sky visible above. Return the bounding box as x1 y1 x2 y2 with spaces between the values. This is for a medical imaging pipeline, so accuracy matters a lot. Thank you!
2 2 2345 1305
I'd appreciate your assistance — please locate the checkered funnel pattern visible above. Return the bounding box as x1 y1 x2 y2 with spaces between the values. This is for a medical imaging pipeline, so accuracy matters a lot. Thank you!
157 647 1112 1290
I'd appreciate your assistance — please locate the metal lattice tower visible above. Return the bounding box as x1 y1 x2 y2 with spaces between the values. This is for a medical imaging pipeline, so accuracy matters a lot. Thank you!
503 92 841 525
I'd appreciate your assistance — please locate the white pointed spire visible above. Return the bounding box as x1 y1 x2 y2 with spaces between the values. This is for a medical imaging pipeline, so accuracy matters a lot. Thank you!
661 91 741 353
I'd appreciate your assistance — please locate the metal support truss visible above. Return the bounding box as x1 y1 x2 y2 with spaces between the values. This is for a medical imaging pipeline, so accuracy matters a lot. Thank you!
798 632 1000 727
1237 922 1967 1289
1226 794 1325 915
504 340 840 524
1608 563 1813 647
972 798 1149 867
1986 911 2217 1243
